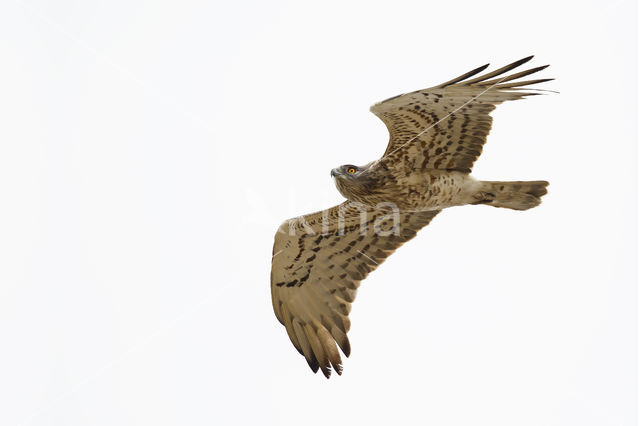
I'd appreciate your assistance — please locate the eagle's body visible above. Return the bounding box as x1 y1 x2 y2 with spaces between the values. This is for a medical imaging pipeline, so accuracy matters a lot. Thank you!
334 164 477 211
334 163 546 211
270 56 553 378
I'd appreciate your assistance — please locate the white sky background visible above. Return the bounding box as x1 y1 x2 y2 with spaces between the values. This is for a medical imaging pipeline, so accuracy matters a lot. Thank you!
0 0 637 425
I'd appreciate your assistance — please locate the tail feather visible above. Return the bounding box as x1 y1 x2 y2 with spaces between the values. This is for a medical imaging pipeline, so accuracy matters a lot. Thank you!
476 180 549 211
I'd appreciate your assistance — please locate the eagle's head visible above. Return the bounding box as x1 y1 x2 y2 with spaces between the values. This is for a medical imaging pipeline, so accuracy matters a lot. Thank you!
330 164 360 179
331 164 376 202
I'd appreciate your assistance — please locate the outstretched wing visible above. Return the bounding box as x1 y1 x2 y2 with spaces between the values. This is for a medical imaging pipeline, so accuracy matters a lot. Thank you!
370 56 553 173
271 202 440 377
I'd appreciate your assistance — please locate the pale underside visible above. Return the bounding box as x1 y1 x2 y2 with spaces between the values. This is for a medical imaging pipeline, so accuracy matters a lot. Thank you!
270 56 552 377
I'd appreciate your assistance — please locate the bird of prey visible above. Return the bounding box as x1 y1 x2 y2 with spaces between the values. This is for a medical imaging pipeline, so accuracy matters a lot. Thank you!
270 56 552 378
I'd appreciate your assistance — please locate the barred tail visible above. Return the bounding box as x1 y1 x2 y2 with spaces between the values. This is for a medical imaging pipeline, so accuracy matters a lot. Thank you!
476 180 549 211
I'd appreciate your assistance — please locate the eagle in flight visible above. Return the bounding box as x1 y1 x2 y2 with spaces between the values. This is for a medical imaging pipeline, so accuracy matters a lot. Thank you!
270 56 552 378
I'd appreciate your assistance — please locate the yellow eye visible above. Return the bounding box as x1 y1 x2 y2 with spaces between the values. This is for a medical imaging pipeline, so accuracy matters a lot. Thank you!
347 168 356 174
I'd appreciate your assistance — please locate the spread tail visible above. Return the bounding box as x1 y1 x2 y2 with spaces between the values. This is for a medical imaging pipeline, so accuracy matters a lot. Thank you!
475 180 549 210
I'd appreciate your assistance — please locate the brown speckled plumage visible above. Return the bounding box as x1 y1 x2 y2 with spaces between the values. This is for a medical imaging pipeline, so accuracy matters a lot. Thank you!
271 56 552 377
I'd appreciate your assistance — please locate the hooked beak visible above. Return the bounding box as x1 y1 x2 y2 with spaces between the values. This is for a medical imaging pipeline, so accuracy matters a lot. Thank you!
330 168 339 178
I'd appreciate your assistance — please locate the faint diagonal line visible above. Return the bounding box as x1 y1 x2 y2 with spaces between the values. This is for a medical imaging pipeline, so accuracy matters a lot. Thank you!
357 249 378 265
14 0 143 85
383 73 514 159
272 249 284 259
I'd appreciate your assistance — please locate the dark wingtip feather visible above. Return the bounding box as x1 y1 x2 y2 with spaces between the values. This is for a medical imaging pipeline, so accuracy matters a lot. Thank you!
335 364 343 375
480 65 551 87
515 55 535 65
320 365 331 379
497 78 555 89
307 358 320 373
462 56 536 85
342 339 351 357
437 63 490 88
